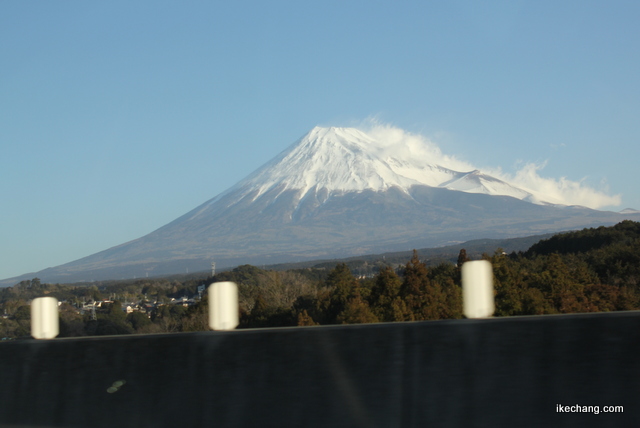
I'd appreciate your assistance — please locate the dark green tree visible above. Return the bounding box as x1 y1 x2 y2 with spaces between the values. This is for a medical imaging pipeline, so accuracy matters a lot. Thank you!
325 263 360 323
336 295 379 324
369 266 402 322
126 311 152 332
400 250 446 321
457 249 470 268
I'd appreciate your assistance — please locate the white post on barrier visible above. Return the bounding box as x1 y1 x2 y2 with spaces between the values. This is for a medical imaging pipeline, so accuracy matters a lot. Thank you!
208 281 239 331
31 297 59 339
461 260 495 319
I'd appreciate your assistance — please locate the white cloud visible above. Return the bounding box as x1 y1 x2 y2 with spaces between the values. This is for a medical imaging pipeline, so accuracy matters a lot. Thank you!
359 122 621 209
362 121 477 172
500 162 621 209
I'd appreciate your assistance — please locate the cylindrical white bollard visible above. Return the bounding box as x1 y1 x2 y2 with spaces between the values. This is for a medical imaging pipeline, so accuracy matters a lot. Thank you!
461 260 495 319
208 281 239 331
31 297 59 339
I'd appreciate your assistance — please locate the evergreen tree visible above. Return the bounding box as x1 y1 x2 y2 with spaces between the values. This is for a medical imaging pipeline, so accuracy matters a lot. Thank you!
336 296 379 324
457 249 470 268
325 263 360 323
400 250 445 321
369 266 403 322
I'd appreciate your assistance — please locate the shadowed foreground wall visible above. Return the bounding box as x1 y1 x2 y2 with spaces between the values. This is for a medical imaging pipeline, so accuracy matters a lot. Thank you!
0 311 638 427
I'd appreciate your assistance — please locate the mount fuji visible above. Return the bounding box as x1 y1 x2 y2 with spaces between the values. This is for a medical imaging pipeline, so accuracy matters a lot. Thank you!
4 126 639 284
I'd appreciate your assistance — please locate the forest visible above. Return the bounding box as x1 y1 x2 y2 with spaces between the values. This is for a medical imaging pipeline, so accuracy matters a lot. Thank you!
1 220 639 339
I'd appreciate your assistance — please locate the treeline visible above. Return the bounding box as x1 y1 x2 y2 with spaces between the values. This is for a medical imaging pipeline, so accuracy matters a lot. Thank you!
239 255 462 327
228 221 640 326
494 220 640 315
1 221 639 339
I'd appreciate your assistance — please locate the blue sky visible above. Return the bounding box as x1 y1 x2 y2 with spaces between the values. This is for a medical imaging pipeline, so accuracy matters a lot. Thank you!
2 1 639 280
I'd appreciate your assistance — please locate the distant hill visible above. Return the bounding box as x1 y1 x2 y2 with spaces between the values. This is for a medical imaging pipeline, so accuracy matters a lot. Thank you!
266 232 558 272
526 220 640 256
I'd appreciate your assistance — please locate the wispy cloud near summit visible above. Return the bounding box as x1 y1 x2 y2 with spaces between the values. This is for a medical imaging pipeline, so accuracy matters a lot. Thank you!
506 162 621 209
359 122 621 209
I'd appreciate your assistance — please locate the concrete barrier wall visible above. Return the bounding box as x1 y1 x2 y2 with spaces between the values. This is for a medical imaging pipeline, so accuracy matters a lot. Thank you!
0 311 638 427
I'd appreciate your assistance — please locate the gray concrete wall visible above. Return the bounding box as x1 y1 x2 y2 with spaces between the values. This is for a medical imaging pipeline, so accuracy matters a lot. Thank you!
0 311 638 427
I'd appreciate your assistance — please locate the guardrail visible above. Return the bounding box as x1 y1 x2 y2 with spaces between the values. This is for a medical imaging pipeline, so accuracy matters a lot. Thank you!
0 310 638 427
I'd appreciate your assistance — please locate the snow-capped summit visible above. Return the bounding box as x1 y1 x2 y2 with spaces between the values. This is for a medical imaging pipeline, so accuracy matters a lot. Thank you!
227 126 536 206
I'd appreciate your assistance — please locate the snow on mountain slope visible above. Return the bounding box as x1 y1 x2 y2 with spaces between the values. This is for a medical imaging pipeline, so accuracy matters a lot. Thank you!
441 170 533 200
225 126 538 206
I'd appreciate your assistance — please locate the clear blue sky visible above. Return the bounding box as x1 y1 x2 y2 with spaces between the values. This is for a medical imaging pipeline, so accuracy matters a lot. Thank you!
2 1 639 280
